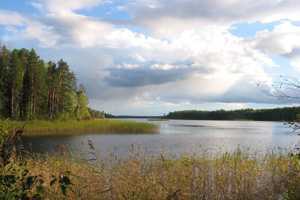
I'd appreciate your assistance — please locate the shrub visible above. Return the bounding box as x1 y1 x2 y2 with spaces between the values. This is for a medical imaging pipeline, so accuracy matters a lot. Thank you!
0 122 72 199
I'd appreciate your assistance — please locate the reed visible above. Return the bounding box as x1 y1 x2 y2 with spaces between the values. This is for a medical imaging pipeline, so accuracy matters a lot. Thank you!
1 121 299 199
16 150 300 200
4 119 158 136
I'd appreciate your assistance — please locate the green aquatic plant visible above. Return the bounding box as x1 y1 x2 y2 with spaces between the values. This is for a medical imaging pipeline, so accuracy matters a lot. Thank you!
6 119 158 136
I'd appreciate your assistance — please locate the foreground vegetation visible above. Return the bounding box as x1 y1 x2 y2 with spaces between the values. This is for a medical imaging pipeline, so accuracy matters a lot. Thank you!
165 107 300 121
5 119 157 136
1 122 300 200
2 150 300 199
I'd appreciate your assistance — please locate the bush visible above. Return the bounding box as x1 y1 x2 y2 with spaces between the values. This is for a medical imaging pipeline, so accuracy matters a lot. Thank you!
0 122 72 199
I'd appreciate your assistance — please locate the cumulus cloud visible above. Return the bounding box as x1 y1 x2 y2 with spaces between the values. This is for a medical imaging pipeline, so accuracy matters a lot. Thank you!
254 21 300 55
1 0 300 114
128 0 300 27
253 21 300 71
0 10 60 47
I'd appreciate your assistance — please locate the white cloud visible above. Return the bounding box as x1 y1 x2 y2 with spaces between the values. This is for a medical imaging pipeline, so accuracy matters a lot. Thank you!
254 21 300 55
23 21 61 48
253 21 300 71
35 0 103 13
129 0 300 30
1 0 300 114
0 10 25 26
290 55 300 70
0 10 60 47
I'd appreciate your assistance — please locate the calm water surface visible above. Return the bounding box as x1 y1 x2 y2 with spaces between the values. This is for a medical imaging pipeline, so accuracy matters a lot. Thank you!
23 119 300 158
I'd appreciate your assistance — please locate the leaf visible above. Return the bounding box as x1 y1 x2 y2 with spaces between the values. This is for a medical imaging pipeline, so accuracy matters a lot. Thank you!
0 175 16 187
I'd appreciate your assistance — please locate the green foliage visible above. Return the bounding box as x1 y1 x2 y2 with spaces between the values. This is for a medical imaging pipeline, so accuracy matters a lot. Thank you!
0 45 100 121
0 161 73 199
0 123 72 199
88 108 105 119
75 85 91 120
0 121 9 145
0 162 44 200
0 46 10 117
8 50 25 118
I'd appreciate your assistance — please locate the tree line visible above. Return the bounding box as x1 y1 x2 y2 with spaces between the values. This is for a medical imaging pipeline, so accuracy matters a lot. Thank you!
164 107 300 121
0 46 92 120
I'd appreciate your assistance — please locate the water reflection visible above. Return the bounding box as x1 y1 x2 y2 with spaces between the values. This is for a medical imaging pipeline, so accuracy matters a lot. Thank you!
23 120 299 159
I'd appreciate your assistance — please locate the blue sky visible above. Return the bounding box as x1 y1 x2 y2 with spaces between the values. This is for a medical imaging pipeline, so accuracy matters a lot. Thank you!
1 0 300 115
1 1 34 13
231 22 279 38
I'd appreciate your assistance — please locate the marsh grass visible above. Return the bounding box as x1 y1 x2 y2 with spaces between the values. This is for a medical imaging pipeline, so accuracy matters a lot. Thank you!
5 119 157 136
17 150 300 200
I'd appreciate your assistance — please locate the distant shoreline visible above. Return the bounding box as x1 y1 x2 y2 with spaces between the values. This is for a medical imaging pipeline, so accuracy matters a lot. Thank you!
163 118 286 122
163 106 300 122
109 106 300 122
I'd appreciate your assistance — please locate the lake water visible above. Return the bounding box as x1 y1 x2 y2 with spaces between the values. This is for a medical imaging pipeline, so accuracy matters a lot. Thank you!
23 119 300 159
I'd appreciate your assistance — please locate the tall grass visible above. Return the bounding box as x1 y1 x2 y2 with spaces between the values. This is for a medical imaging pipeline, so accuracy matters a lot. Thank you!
5 119 158 136
20 150 300 200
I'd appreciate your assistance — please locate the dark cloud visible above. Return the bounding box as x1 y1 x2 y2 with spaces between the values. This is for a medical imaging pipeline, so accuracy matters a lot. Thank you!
129 0 300 25
105 67 193 87
104 61 213 87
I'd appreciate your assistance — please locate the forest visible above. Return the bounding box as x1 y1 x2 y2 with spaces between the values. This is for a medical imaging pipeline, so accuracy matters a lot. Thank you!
165 107 300 121
0 46 91 120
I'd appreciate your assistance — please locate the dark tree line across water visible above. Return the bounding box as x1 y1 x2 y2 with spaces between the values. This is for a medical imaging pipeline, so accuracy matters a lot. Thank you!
0 46 92 120
165 107 300 121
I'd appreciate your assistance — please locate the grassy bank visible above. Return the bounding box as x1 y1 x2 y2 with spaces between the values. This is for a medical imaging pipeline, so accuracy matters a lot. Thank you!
3 151 300 200
6 119 157 136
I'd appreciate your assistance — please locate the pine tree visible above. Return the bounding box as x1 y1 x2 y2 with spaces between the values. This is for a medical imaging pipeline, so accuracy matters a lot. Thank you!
56 60 77 119
46 61 58 119
0 46 91 120
7 50 24 118
75 85 91 120
0 46 10 117
21 49 43 119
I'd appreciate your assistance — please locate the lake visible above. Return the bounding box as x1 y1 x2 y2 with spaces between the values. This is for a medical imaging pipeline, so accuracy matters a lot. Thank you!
23 119 300 159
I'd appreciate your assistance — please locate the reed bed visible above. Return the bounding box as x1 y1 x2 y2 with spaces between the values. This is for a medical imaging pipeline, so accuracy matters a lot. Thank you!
5 119 157 136
18 150 300 200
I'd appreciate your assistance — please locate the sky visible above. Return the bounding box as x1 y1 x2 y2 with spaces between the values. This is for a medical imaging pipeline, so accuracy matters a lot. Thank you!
1 0 300 115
